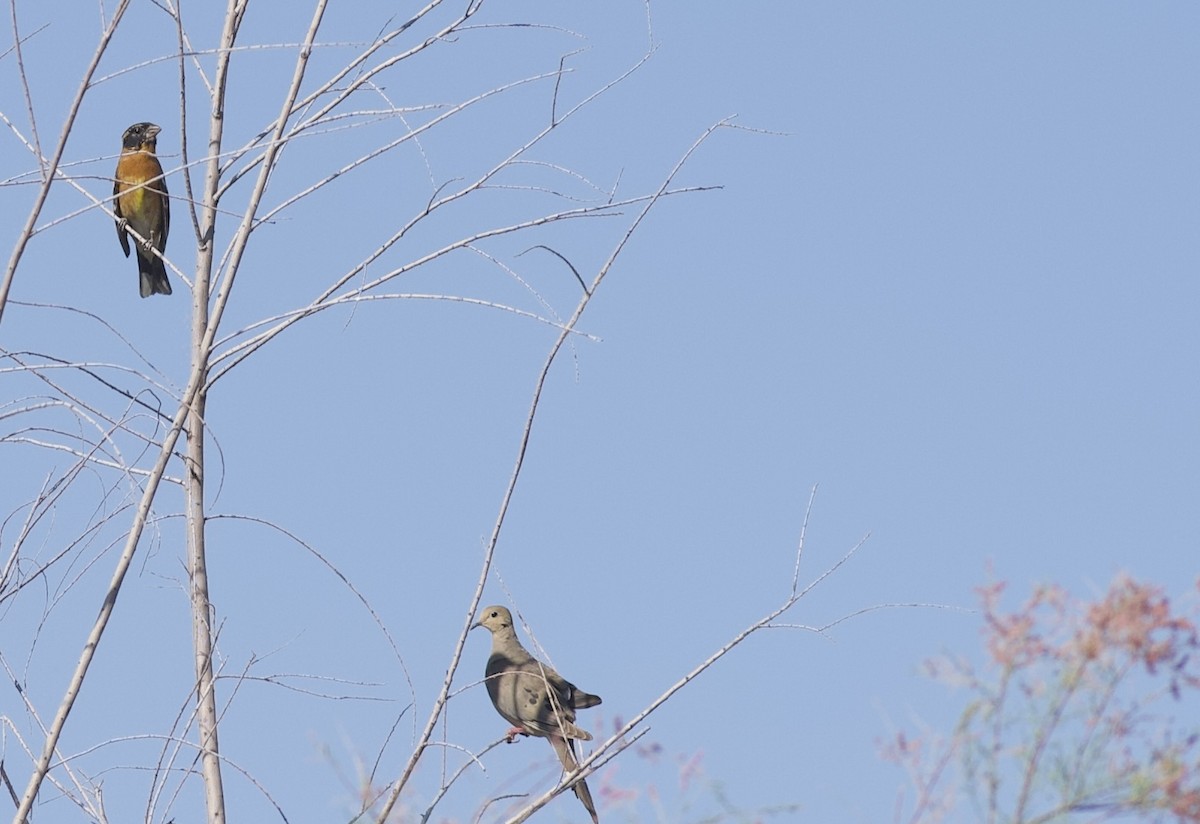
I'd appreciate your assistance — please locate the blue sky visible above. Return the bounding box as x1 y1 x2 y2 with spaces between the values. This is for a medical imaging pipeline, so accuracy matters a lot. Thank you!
2 2 1199 822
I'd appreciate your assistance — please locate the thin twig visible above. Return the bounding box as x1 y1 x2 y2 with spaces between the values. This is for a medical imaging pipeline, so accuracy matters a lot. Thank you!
0 0 131 327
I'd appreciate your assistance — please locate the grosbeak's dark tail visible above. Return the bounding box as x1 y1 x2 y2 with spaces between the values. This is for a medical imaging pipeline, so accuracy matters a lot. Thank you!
114 121 172 298
137 248 172 297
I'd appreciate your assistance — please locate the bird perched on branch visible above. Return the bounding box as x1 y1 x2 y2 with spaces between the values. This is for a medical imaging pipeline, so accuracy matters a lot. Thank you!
113 121 172 297
474 605 602 823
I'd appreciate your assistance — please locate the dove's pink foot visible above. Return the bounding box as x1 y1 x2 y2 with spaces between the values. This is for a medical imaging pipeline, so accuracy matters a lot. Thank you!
504 726 529 743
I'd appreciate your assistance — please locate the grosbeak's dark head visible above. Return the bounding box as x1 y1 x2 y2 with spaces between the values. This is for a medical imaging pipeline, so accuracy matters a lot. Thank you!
121 122 162 152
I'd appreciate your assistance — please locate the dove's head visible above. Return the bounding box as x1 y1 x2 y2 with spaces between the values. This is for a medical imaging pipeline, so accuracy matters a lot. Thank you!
473 605 513 634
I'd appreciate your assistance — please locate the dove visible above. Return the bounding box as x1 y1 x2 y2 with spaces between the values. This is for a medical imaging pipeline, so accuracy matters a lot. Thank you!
474 605 602 823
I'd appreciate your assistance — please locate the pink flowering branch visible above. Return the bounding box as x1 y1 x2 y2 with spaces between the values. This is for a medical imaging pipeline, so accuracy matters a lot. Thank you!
889 574 1200 824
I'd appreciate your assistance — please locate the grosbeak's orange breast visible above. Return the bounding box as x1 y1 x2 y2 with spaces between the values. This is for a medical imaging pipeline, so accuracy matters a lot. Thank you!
115 151 168 252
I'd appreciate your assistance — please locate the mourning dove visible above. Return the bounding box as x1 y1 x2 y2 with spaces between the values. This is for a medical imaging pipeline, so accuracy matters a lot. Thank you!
474 605 602 823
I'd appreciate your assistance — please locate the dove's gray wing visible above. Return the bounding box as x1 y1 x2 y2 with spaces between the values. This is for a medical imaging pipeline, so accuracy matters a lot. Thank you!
485 649 596 740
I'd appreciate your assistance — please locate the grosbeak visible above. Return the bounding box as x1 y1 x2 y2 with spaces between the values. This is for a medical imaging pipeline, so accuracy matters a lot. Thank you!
113 122 172 297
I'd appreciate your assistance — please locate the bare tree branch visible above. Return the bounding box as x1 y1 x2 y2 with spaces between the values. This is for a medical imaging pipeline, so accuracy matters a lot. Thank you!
0 0 130 327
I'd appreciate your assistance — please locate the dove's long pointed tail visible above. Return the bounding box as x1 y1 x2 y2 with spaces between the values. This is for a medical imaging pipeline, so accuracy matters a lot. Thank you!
550 734 600 823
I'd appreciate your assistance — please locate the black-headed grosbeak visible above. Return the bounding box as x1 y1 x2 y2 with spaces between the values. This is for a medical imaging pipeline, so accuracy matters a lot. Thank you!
113 122 172 297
